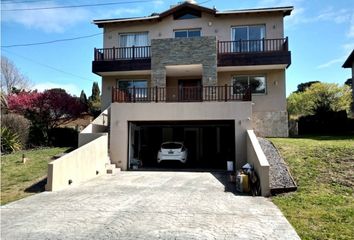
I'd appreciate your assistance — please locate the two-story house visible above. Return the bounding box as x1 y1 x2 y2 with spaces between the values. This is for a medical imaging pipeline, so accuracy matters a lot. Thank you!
90 1 292 171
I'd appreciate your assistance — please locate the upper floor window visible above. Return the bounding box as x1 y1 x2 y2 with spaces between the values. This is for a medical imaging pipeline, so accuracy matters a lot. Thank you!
174 29 201 38
117 80 148 100
119 32 149 47
119 32 149 58
232 75 266 94
231 25 265 52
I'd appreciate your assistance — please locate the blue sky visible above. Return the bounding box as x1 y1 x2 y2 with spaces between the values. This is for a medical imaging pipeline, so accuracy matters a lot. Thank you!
1 0 354 97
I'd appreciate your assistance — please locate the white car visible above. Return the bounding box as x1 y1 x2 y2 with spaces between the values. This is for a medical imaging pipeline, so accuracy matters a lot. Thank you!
157 142 188 164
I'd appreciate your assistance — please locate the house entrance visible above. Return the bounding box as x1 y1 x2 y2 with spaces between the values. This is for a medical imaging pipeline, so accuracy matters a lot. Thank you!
178 79 202 101
128 120 235 170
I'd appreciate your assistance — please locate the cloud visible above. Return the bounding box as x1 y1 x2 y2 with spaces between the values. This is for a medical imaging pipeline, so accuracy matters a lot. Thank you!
2 2 89 33
95 8 142 20
317 57 345 69
348 14 354 38
153 0 164 6
343 42 354 53
34 82 81 96
257 0 303 8
287 7 353 26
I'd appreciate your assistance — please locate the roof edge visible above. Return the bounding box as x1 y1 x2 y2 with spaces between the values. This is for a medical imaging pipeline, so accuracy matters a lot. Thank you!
342 50 354 68
216 6 293 16
92 5 294 26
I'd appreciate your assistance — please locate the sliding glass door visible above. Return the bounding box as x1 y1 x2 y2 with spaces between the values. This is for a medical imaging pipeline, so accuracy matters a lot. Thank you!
119 32 149 58
232 25 265 52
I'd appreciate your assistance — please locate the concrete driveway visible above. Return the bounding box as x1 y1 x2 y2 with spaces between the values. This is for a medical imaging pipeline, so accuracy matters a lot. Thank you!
1 171 300 240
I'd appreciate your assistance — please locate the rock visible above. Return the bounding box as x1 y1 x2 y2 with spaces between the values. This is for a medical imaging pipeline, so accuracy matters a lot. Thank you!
258 137 297 194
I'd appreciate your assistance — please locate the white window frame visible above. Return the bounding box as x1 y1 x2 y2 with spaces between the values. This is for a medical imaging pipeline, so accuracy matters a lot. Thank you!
118 32 150 47
231 75 267 95
118 32 150 59
174 28 202 38
230 25 266 52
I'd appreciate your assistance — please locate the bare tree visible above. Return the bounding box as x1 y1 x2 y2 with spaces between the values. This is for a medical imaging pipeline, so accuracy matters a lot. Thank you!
1 56 31 94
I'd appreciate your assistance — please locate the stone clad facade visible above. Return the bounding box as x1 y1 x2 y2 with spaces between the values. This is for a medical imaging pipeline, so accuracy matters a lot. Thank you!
151 36 217 87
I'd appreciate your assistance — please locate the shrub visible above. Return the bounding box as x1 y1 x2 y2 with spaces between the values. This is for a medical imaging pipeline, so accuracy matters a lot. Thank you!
7 89 85 145
1 113 30 148
1 126 22 153
287 82 352 118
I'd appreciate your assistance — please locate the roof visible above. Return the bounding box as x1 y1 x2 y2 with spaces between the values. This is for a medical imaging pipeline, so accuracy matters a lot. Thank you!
93 2 293 27
342 50 354 68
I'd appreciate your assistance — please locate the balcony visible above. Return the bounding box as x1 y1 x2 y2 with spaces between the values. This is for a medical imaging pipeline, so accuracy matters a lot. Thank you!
111 85 251 103
92 46 151 73
217 38 291 67
93 37 291 74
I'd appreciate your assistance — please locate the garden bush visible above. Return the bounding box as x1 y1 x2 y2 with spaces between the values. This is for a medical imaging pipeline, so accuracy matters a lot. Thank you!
1 113 30 148
1 126 22 153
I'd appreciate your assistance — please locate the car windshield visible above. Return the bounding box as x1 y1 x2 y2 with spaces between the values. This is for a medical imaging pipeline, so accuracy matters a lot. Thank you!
161 143 182 149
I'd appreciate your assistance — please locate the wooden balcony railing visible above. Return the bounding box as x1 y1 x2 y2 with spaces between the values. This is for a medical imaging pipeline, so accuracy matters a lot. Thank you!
218 38 288 54
94 46 151 61
112 85 251 103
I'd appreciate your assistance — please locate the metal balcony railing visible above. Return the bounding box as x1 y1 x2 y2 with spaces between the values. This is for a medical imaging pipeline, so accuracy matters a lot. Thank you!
112 85 251 103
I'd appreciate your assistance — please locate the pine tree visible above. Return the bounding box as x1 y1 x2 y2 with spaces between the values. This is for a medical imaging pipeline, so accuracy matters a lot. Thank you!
90 82 100 102
79 90 88 105
88 82 101 117
79 90 88 112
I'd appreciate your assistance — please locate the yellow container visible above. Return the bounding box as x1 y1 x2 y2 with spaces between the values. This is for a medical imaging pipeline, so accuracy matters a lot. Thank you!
236 173 250 193
241 174 250 193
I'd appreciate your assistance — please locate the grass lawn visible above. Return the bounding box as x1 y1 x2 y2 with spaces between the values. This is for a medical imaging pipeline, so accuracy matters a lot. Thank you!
1 147 69 205
269 136 354 240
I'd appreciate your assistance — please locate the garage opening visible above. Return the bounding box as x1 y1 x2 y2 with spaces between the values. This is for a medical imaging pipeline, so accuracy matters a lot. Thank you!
128 120 235 170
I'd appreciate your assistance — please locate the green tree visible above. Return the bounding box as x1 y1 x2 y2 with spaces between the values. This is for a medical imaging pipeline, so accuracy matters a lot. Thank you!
89 82 100 101
295 81 320 93
88 82 101 116
79 90 88 111
287 91 312 117
287 82 352 118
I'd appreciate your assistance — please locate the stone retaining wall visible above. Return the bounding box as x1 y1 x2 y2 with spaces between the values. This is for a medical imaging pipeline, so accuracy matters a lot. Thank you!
252 111 288 137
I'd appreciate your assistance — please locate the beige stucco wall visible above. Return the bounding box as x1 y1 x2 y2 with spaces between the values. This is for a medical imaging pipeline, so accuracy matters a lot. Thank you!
218 69 288 137
218 69 286 112
79 108 110 146
110 102 252 170
246 130 270 196
103 12 284 48
102 69 286 112
101 69 288 137
46 135 109 191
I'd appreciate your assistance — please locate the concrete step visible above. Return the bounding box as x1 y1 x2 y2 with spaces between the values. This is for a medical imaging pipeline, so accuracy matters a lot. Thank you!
105 163 121 174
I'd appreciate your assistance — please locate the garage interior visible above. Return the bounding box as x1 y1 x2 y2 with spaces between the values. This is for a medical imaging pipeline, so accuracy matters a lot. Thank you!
128 120 235 170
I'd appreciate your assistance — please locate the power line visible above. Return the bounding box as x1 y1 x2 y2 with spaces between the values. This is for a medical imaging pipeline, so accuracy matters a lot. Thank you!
1 0 153 11
1 32 103 48
1 0 58 4
2 49 90 81
1 0 213 48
